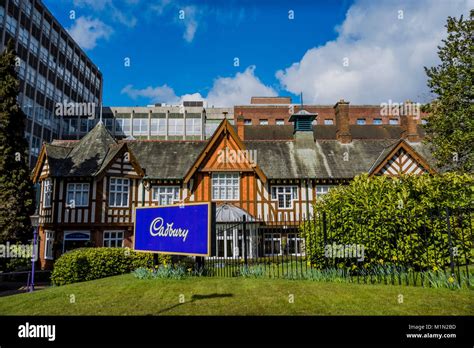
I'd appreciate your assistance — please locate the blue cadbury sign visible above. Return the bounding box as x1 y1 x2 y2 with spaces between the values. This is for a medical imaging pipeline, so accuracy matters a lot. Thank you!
134 203 211 256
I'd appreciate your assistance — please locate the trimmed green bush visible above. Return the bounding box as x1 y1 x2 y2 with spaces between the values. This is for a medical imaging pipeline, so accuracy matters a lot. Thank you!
51 248 153 285
301 173 474 270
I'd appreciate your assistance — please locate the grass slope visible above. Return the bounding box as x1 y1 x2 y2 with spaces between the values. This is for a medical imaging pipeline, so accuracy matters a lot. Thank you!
0 274 473 315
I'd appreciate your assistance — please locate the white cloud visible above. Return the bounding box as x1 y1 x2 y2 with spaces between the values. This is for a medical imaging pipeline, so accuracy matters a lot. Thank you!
121 66 276 106
73 0 137 28
67 17 113 50
276 0 473 104
181 6 199 43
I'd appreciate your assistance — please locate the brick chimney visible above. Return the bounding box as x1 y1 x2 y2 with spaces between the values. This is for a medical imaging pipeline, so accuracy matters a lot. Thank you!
401 100 420 142
334 99 351 144
236 113 245 140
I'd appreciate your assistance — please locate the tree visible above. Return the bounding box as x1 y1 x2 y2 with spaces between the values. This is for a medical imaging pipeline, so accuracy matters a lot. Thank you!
0 40 35 244
423 11 473 173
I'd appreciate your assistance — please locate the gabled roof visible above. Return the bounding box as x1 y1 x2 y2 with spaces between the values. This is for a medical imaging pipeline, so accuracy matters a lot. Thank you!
33 121 436 182
368 140 437 176
183 119 267 183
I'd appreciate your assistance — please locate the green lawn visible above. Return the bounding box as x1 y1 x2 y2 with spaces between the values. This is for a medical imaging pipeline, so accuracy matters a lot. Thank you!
0 274 473 315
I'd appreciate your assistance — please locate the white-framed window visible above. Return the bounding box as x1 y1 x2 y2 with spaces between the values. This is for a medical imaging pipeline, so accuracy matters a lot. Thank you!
43 179 52 208
276 119 285 125
373 118 382 125
287 233 303 256
259 119 268 125
271 186 298 209
264 233 281 256
212 173 239 201
66 183 90 207
152 186 179 205
109 178 129 207
44 230 54 260
324 119 334 125
244 119 252 125
316 185 332 199
357 118 366 125
389 118 399 125
103 231 124 248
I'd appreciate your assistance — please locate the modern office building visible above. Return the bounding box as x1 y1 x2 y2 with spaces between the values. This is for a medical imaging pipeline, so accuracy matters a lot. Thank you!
0 0 103 166
78 103 233 141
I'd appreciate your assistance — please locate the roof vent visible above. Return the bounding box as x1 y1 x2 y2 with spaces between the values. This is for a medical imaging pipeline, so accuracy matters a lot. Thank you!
289 109 317 133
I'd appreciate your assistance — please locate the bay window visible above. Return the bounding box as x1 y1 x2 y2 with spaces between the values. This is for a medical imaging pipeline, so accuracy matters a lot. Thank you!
66 183 89 207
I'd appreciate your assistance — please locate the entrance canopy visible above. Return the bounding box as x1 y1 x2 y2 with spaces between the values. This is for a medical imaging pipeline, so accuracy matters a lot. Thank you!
215 203 256 222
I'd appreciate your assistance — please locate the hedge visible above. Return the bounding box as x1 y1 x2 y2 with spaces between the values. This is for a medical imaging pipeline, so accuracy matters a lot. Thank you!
300 173 474 270
51 248 153 286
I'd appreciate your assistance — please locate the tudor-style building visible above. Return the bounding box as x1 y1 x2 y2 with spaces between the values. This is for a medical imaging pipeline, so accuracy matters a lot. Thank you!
32 100 436 269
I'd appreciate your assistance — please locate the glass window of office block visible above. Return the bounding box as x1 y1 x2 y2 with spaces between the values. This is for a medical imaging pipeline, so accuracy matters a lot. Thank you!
44 110 52 129
79 60 85 72
6 16 17 34
71 76 78 90
42 20 50 36
39 46 48 64
64 69 71 84
31 136 41 156
115 118 131 135
21 1 32 16
132 118 148 136
29 36 39 55
50 29 59 45
26 67 36 85
32 9 41 27
185 118 201 136
73 53 79 67
79 118 88 133
66 46 73 60
18 59 26 78
46 82 54 99
37 74 46 92
168 118 184 136
0 7 4 25
150 118 166 135
18 27 29 47
104 118 114 132
59 38 66 53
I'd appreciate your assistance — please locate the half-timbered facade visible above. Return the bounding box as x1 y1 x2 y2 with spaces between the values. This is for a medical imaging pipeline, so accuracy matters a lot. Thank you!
32 100 437 268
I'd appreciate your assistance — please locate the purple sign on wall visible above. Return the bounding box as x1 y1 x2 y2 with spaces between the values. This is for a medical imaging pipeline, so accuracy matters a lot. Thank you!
134 203 211 256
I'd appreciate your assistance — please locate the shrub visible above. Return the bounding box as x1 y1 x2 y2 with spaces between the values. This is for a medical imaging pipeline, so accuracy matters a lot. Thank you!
51 248 153 285
301 173 474 270
132 265 188 280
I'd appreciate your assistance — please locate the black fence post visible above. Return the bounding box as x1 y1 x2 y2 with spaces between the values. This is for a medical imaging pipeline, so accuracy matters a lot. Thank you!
445 207 456 277
243 215 248 266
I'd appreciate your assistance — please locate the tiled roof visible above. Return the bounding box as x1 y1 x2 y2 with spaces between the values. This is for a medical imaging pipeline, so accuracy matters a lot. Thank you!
40 121 436 180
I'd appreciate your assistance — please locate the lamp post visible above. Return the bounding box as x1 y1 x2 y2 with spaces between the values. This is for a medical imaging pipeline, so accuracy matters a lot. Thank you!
29 210 40 292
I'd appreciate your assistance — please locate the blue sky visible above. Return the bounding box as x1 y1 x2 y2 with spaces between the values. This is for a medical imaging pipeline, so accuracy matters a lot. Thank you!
44 0 471 107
